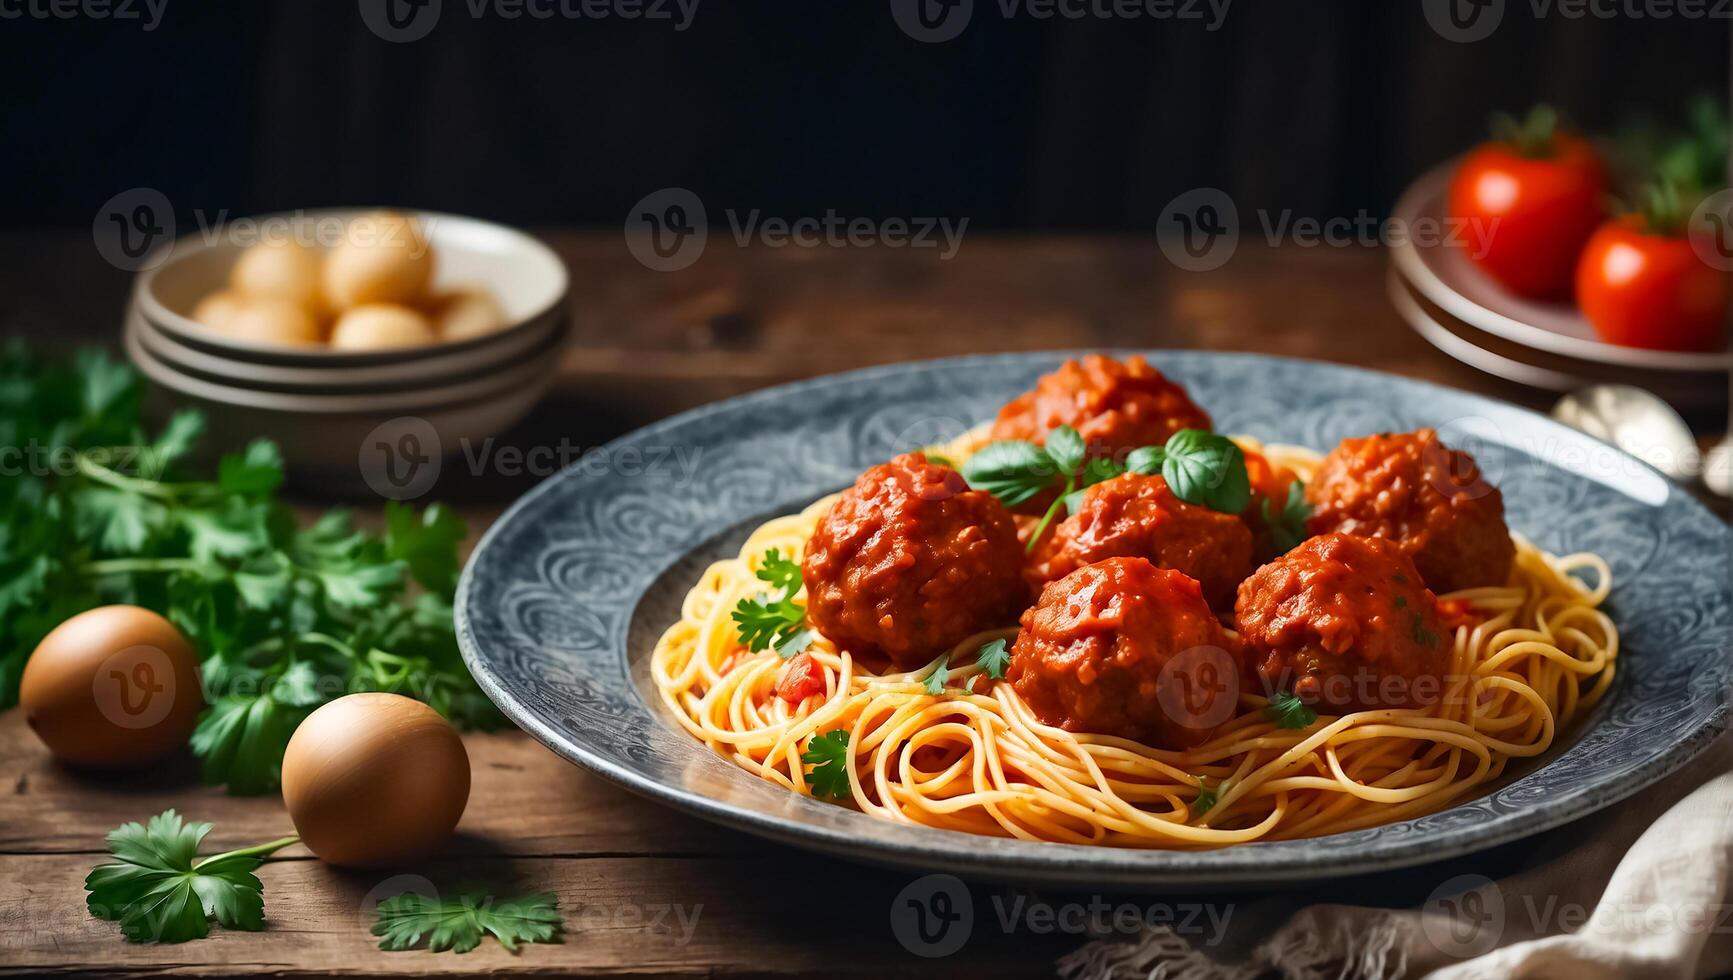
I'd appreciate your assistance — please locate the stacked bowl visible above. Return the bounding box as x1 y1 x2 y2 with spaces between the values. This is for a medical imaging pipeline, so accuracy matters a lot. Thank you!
124 209 570 494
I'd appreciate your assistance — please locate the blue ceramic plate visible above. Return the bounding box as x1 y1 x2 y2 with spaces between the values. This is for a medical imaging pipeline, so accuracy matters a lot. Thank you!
455 352 1732 886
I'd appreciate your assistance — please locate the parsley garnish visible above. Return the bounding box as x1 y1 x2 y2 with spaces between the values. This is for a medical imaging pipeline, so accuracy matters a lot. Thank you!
753 547 802 595
774 627 816 659
1412 615 1441 649
1192 779 1219 816
1394 595 1408 608
0 347 500 795
84 811 299 944
1260 480 1312 554
731 548 807 652
373 890 563 954
801 729 854 799
1264 691 1318 729
976 638 1011 680
733 595 806 652
923 655 951 695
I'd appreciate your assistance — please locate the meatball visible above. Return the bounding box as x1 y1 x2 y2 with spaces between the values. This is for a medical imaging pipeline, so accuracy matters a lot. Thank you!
1235 533 1451 711
1304 429 1514 593
1008 557 1243 748
1029 473 1253 610
990 355 1212 457
803 453 1026 669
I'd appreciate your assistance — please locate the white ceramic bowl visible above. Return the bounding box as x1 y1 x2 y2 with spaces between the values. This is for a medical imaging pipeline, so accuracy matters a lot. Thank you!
125 317 560 492
133 208 569 367
129 303 568 393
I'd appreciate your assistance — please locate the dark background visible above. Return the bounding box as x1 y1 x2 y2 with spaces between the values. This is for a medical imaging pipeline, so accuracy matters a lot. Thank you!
0 1 1723 232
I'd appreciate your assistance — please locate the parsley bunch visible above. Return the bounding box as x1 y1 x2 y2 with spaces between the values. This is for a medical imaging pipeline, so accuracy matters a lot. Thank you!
0 345 500 794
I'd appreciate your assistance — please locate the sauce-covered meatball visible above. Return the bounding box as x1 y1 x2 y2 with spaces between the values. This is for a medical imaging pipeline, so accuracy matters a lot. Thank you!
1009 558 1243 748
1305 429 1514 593
803 453 1025 669
989 355 1212 456
1235 533 1451 711
1029 473 1253 610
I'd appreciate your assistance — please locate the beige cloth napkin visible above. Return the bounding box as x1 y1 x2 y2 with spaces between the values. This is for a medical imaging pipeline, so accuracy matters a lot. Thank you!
1061 733 1733 980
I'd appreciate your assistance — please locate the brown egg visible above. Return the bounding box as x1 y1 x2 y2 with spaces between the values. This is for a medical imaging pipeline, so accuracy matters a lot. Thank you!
329 304 436 351
322 212 434 310
224 299 324 347
280 693 470 868
20 606 204 768
190 290 246 332
230 240 324 312
431 286 508 341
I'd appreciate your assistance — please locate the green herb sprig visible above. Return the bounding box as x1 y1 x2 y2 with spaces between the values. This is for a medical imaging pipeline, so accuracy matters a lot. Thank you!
800 729 853 799
374 890 563 954
1192 778 1219 817
963 426 1254 543
1261 481 1313 556
922 655 951 695
84 810 299 944
1264 691 1318 730
731 548 807 652
975 638 1011 680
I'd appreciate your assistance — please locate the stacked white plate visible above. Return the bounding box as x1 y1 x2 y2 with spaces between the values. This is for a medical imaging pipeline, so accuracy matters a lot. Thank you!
1388 164 1732 413
124 209 571 494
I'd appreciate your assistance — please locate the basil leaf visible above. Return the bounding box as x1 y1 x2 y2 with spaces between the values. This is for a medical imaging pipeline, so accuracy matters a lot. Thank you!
1080 455 1125 488
1261 480 1312 554
1044 425 1086 476
1161 430 1251 514
1126 445 1165 475
961 440 1057 507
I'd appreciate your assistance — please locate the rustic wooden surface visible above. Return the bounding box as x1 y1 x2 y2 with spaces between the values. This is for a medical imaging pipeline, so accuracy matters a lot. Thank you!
0 232 1728 977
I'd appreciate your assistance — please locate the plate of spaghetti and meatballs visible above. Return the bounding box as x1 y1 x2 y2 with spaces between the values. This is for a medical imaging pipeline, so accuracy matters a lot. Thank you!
456 352 1732 885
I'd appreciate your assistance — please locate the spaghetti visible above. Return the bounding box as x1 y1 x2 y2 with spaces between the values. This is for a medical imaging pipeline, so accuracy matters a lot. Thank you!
650 438 1618 847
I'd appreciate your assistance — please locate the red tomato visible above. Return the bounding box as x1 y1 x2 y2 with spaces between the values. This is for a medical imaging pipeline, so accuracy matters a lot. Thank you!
1448 133 1606 300
775 651 827 704
1575 217 1729 353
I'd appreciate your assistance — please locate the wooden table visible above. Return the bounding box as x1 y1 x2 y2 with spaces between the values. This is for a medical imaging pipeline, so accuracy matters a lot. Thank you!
1 235 1727 977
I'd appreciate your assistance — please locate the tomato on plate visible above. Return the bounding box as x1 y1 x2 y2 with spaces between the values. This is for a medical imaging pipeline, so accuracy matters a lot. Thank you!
1576 215 1729 353
1448 107 1607 300
775 651 827 704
